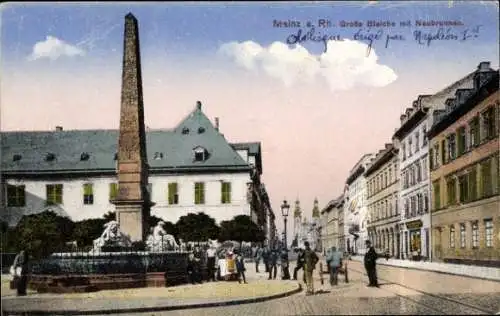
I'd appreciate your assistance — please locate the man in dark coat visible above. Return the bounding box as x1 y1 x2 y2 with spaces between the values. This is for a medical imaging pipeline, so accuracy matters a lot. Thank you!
262 246 270 273
13 250 29 296
364 240 388 287
267 248 278 280
293 248 306 282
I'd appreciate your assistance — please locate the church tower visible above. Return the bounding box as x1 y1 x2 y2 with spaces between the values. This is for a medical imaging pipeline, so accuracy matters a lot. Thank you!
293 199 302 241
312 197 320 226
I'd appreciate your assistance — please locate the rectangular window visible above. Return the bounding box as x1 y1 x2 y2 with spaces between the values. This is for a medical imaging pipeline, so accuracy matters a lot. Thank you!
422 125 428 145
459 174 469 203
460 223 466 248
422 158 428 180
168 182 179 205
457 126 466 156
402 143 406 161
109 183 118 201
485 219 493 247
482 106 497 140
469 168 477 201
194 182 205 204
415 132 420 152
424 193 429 213
429 148 434 170
441 139 447 164
389 168 392 183
83 183 94 205
449 226 455 248
471 221 479 248
469 116 480 147
446 177 456 206
481 159 493 197
447 133 456 160
434 144 440 167
7 185 26 207
221 182 232 204
433 180 441 210
416 162 422 182
408 138 413 157
46 184 63 205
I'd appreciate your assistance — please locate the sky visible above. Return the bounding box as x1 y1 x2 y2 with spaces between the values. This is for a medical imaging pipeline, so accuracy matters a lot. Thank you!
1 1 499 235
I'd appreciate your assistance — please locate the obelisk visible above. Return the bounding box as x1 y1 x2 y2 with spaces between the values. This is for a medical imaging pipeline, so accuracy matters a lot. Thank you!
112 13 153 242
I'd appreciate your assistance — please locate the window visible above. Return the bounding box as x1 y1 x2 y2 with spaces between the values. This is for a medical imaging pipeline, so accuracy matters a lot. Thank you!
408 138 413 157
46 184 63 205
482 106 497 140
446 177 456 206
459 223 466 248
449 226 455 248
441 139 447 164
221 182 231 204
83 183 94 205
153 152 164 160
485 219 493 247
422 158 428 180
45 153 56 162
194 182 205 204
182 127 190 134
422 125 428 145
447 133 456 160
404 198 409 218
193 147 207 162
481 159 493 197
168 182 179 205
402 143 406 161
410 196 416 217
457 126 466 156
424 193 429 213
433 181 441 210
468 168 477 201
384 172 388 188
109 183 118 201
429 148 434 170
389 168 392 183
469 116 480 147
415 132 420 152
434 144 440 167
7 185 25 207
80 152 90 161
416 162 422 182
459 174 469 203
471 221 479 248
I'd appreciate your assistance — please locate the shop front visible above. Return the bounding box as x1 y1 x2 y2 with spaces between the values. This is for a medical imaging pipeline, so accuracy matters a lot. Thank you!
406 220 423 261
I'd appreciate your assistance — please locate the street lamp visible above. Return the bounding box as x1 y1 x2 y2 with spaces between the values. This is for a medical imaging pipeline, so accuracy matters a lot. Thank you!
280 199 291 280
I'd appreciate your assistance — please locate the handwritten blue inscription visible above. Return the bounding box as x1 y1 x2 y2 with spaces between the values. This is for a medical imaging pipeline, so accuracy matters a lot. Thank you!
285 25 481 56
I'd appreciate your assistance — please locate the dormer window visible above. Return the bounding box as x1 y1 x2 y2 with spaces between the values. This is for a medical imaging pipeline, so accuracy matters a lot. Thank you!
45 153 56 162
153 152 164 160
198 127 205 134
182 127 190 135
12 154 22 162
193 146 208 162
80 152 90 161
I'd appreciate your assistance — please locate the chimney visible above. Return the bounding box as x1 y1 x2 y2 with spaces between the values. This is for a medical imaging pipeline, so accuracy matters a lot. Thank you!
400 114 406 124
55 126 63 131
477 61 490 72
196 101 202 110
215 117 219 131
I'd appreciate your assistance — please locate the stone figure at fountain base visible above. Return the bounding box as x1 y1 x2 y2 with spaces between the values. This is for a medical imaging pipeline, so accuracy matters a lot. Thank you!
146 221 179 252
91 220 132 253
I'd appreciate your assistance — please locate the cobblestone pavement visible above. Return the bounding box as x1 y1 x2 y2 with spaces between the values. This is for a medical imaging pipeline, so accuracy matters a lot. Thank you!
114 260 500 316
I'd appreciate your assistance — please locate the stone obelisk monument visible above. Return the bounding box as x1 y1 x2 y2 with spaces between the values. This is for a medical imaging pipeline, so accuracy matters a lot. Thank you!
112 13 153 242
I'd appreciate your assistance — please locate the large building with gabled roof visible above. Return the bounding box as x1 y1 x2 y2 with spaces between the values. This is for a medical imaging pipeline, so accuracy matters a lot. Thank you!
1 101 275 243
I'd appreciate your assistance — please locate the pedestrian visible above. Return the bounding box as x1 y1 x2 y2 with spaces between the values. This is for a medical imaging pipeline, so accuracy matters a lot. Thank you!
326 246 342 286
280 248 290 280
254 245 263 273
293 248 306 282
364 240 388 287
206 244 217 282
12 250 29 296
235 251 247 284
262 246 270 273
186 253 198 284
303 241 319 295
267 248 278 280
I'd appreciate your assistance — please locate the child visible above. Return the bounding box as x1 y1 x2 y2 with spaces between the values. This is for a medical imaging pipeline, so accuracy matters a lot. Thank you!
235 251 247 284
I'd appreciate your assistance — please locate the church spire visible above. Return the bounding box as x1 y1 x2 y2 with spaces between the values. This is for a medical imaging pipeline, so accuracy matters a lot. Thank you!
312 197 320 218
293 199 301 218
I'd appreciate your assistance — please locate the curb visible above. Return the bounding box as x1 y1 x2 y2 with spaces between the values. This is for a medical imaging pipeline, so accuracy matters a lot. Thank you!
1 283 303 315
349 258 500 283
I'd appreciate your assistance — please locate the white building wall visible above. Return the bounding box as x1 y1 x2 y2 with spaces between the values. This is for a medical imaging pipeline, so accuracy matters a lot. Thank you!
4 172 252 226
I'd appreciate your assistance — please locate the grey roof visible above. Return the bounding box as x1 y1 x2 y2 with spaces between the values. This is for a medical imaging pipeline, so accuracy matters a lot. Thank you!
1 106 257 174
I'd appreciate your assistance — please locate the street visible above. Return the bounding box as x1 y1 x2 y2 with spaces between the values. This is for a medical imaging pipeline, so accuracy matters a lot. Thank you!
115 260 500 316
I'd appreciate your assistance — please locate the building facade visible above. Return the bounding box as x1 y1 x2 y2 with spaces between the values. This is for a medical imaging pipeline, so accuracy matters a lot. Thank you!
1 103 275 242
320 195 344 251
344 154 375 255
366 143 400 257
428 66 499 266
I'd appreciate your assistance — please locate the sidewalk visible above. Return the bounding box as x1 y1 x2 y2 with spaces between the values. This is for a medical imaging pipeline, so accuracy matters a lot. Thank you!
350 255 500 281
1 265 301 315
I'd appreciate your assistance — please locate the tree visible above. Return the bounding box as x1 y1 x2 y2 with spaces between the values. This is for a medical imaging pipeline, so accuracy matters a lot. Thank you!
71 218 107 248
14 211 75 259
175 212 220 242
103 211 116 221
218 215 265 249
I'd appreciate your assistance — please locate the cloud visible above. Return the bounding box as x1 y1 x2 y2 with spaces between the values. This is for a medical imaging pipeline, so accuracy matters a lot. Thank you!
218 39 397 91
28 36 85 61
